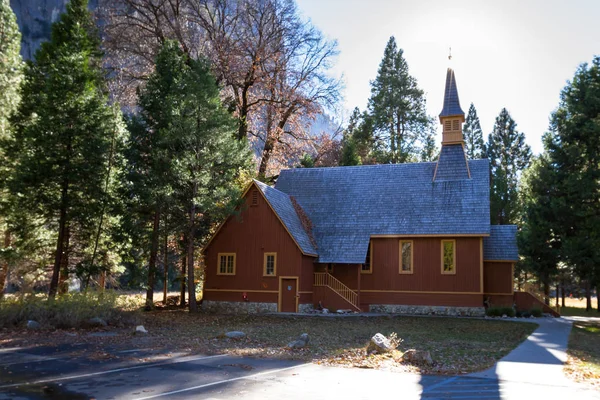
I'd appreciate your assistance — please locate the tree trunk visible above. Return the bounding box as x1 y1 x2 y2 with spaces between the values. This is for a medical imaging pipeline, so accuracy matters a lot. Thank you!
556 283 559 308
58 226 70 295
163 229 168 304
541 272 550 305
0 231 11 299
49 178 70 300
187 184 198 312
597 282 600 313
98 271 106 292
585 280 592 311
180 247 186 308
561 280 566 307
146 206 160 309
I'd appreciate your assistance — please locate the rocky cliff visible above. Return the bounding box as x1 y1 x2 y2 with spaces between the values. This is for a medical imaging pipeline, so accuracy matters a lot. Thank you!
10 0 98 60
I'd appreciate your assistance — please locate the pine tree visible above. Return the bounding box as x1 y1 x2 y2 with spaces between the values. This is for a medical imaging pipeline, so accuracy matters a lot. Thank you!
339 140 361 166
368 36 431 163
518 154 560 304
137 41 252 312
5 0 126 299
0 0 22 139
545 57 600 311
463 103 485 159
0 0 23 297
487 108 532 225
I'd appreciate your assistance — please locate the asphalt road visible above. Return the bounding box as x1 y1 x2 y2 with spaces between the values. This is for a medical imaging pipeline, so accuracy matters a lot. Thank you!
0 343 598 400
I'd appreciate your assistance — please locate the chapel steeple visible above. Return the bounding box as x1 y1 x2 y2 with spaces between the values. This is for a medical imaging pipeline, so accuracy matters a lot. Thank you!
433 67 470 181
439 68 465 144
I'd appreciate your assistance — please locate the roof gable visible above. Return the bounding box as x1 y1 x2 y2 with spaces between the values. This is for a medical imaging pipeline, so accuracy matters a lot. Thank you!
253 180 318 256
201 180 317 257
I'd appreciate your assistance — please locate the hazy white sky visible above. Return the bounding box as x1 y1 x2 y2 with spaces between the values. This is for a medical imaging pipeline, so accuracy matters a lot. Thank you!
295 0 600 155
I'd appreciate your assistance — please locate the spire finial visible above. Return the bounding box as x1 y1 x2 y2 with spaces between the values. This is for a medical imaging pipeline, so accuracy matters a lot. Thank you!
448 47 452 61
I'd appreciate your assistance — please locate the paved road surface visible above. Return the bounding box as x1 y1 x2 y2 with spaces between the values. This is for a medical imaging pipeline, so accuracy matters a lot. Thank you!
0 342 598 400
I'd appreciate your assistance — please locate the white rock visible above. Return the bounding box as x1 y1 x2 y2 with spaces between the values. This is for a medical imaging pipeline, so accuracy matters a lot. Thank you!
225 331 246 339
135 325 148 334
367 333 393 354
27 320 41 330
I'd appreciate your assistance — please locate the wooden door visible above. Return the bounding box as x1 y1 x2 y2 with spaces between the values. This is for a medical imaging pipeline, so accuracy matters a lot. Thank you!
280 277 298 312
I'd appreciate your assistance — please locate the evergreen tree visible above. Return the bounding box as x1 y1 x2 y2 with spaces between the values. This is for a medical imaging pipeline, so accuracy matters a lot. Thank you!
0 0 22 139
518 155 560 304
487 108 531 224
5 0 126 299
368 36 431 163
545 57 600 311
298 154 315 168
0 0 23 297
339 139 361 166
137 41 252 312
463 103 485 159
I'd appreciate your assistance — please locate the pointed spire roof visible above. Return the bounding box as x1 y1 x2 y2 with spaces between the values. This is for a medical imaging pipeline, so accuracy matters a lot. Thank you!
439 68 464 120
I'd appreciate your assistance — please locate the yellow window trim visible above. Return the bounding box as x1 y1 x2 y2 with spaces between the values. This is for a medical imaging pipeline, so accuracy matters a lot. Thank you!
217 252 236 275
399 240 414 274
263 252 277 277
361 241 373 274
441 240 456 275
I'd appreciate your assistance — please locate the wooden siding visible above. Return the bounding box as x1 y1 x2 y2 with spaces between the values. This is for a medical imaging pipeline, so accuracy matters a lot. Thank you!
483 261 513 295
360 292 483 307
362 237 482 293
485 294 513 308
314 286 358 311
514 292 560 317
203 186 314 304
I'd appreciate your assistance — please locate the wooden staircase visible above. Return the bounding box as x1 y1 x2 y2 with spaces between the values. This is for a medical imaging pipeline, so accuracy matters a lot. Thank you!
314 272 361 311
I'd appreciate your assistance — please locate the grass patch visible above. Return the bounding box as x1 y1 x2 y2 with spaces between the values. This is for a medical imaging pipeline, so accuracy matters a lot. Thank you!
560 306 600 317
140 312 535 374
0 291 142 329
566 319 600 388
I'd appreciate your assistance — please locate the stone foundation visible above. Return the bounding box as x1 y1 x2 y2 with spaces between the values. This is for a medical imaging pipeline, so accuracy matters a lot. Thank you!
202 301 277 314
298 303 314 313
369 304 485 317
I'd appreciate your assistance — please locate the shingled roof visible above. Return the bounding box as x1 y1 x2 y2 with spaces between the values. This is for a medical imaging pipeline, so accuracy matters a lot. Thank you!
434 144 470 181
275 160 491 264
483 225 519 261
254 180 318 256
439 68 464 118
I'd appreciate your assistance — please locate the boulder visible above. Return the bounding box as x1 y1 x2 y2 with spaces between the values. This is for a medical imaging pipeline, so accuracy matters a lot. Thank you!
87 317 107 327
402 349 433 365
287 333 309 349
135 325 148 334
225 331 246 339
27 320 41 330
366 333 394 354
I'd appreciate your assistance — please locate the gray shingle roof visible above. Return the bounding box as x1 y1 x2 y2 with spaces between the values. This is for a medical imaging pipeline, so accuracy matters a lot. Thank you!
434 144 470 181
483 225 519 261
439 68 464 118
274 159 491 264
254 180 318 256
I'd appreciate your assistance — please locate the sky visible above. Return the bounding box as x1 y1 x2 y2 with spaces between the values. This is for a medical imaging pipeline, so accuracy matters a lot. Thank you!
295 0 600 155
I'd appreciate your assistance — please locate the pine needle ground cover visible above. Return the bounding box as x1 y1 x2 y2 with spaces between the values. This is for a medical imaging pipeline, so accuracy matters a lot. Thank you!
1 310 535 375
565 319 600 388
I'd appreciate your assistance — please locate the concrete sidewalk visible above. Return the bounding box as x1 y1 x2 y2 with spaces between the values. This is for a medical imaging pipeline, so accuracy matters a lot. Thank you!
470 317 574 386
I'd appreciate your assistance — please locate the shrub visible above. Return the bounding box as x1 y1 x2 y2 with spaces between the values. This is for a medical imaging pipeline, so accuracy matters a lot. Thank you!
530 308 543 318
0 291 142 329
485 306 516 317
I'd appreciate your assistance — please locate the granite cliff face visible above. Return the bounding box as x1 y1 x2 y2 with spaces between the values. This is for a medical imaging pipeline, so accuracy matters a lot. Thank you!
10 0 98 60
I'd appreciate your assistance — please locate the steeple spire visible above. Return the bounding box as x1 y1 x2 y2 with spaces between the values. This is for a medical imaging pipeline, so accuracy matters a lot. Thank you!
433 67 470 181
439 68 465 144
